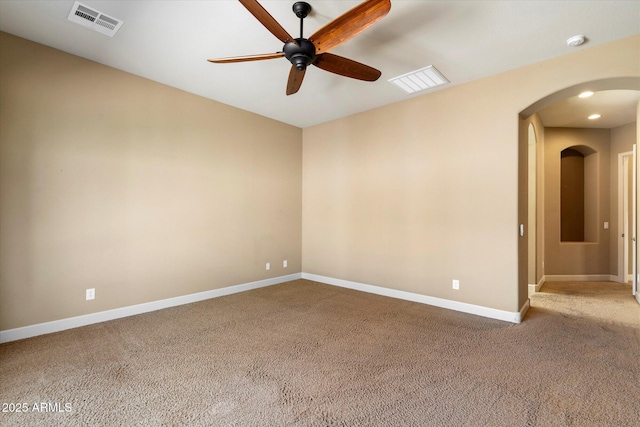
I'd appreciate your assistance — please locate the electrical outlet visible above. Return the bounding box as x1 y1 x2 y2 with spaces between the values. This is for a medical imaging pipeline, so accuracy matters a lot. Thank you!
266 262 270 271
452 280 459 290
86 288 95 300
283 260 288 268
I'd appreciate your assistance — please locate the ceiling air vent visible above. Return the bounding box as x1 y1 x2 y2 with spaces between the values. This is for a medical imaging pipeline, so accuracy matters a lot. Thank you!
67 1 123 37
389 66 449 94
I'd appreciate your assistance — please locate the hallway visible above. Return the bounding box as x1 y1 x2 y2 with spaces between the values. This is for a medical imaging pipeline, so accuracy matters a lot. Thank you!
529 281 639 327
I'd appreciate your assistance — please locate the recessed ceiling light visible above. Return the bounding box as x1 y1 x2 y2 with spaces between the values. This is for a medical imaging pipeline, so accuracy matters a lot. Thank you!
588 114 602 120
578 91 594 98
388 66 449 94
566 35 586 47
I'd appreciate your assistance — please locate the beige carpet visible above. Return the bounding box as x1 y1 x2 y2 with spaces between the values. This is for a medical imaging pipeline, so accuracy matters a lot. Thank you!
1 279 639 426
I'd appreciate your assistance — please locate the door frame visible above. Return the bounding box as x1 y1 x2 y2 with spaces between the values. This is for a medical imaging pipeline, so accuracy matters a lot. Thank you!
617 148 637 295
633 144 637 296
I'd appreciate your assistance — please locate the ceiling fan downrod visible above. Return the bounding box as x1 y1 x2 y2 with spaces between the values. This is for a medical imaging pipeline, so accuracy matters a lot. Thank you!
292 1 311 38
285 2 315 71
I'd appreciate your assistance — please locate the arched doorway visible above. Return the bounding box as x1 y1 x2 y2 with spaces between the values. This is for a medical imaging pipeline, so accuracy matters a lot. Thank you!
518 77 640 309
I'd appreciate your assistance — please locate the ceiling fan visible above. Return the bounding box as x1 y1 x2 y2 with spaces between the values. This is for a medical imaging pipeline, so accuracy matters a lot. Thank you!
208 0 392 95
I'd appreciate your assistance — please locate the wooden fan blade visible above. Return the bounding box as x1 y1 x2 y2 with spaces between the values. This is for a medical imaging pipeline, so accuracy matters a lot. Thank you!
313 53 381 81
308 0 391 54
208 52 285 63
239 0 295 43
286 66 306 95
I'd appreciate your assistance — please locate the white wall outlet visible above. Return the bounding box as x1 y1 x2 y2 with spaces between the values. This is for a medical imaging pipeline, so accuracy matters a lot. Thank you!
283 260 288 268
604 221 609 229
452 280 460 290
266 262 270 271
86 288 95 300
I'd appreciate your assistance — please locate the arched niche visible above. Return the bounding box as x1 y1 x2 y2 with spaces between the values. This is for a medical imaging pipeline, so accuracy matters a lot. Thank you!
560 145 597 243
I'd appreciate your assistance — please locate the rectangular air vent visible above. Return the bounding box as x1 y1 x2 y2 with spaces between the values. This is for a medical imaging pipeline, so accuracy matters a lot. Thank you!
389 66 449 94
67 1 123 37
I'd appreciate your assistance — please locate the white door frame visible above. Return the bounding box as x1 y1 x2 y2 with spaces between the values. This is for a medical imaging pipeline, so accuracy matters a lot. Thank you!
618 149 637 294
632 145 637 296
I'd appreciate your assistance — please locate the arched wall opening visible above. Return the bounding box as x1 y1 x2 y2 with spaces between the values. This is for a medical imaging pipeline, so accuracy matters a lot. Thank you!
518 77 640 309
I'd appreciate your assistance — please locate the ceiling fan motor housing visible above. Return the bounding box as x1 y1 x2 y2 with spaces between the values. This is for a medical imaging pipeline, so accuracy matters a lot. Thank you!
284 38 316 71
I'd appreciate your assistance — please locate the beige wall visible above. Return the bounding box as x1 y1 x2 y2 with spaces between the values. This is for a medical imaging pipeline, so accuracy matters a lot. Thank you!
544 128 611 275
303 35 640 313
0 33 302 330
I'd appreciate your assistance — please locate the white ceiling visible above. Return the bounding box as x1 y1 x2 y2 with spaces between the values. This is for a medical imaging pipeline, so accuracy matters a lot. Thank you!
0 0 639 128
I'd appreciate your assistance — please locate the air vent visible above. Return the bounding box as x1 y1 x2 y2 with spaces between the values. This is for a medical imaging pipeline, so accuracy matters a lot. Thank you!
67 1 123 37
389 66 449 94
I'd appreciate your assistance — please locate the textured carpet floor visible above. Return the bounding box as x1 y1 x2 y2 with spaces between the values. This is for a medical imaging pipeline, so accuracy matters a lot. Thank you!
1 279 639 426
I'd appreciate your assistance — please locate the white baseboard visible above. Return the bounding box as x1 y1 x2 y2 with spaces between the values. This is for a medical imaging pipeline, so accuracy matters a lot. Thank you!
0 273 302 343
302 273 524 323
610 274 623 283
528 277 545 296
543 274 615 282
